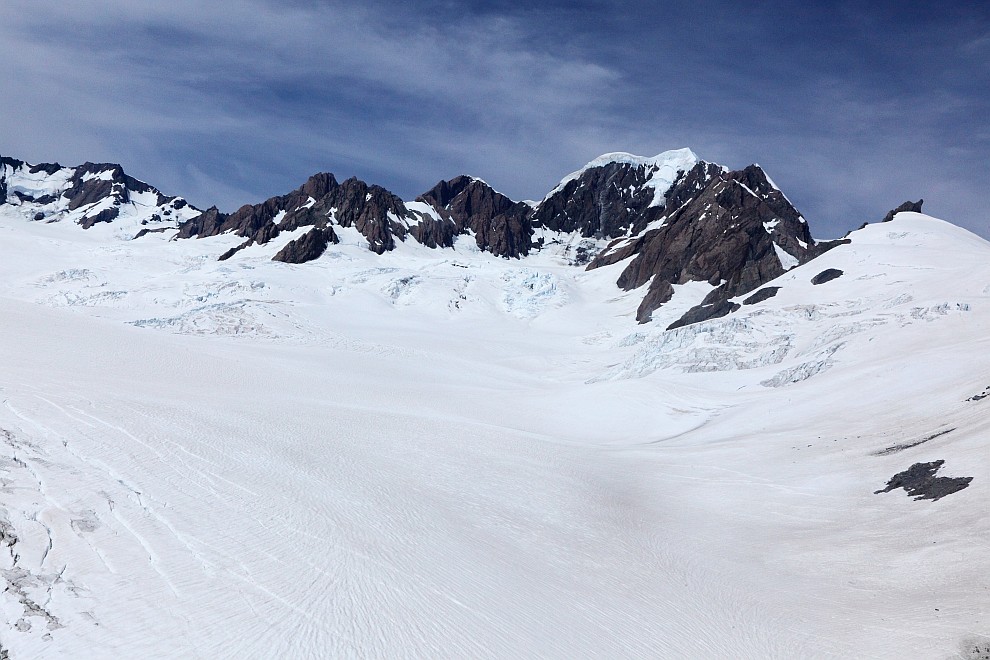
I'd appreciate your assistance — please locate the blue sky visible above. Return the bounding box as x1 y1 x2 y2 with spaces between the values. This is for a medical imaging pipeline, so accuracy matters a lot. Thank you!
1 1 987 238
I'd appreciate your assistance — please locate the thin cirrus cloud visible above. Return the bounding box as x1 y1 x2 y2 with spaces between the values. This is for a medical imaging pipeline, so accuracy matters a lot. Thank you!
1 1 628 205
0 0 987 239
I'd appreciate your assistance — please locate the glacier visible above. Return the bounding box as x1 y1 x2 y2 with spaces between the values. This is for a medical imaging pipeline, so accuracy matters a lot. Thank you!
0 158 987 658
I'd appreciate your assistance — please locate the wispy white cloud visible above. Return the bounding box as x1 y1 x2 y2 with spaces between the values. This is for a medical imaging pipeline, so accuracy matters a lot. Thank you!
961 31 990 54
0 1 987 238
0 0 630 207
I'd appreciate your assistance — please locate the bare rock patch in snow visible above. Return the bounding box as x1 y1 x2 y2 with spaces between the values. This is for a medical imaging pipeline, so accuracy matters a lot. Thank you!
811 268 843 285
874 460 972 501
742 287 780 305
666 299 740 330
965 386 990 402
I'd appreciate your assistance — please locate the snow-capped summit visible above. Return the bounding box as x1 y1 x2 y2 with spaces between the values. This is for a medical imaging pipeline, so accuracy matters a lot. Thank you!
0 156 200 232
545 147 701 208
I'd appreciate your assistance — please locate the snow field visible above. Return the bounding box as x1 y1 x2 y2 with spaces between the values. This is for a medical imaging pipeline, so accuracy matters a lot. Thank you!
0 209 987 658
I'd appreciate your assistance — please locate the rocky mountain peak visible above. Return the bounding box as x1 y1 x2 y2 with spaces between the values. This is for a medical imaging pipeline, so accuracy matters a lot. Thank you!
588 162 832 324
417 176 532 258
544 148 699 203
298 172 338 200
529 148 701 239
417 175 478 210
1 155 195 229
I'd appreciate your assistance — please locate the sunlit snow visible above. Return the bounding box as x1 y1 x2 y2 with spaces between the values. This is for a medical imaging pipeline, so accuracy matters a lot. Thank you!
0 200 987 658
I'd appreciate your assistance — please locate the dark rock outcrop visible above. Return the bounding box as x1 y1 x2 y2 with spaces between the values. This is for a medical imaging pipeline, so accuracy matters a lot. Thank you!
589 163 820 324
0 162 13 202
806 237 851 257
133 226 170 239
667 300 741 330
636 280 675 321
29 161 63 176
1 155 26 170
62 162 175 228
272 226 338 264
417 176 532 257
743 286 781 305
873 428 956 456
78 205 121 229
408 212 458 249
811 268 843 285
176 206 226 239
217 239 254 261
324 179 409 254
874 460 972 501
881 199 923 223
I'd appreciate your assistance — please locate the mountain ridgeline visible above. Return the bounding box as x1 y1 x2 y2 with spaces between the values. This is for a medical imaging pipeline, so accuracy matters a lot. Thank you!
1 149 855 327
0 155 192 229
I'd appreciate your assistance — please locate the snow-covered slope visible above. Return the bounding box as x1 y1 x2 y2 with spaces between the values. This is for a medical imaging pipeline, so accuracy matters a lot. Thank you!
0 158 988 659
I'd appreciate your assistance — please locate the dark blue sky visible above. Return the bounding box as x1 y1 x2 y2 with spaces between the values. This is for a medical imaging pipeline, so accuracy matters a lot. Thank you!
2 1 987 238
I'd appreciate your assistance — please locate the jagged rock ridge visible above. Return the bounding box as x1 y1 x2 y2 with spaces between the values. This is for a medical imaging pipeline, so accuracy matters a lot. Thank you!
176 172 427 259
173 148 720 265
1 149 862 328
416 176 531 258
